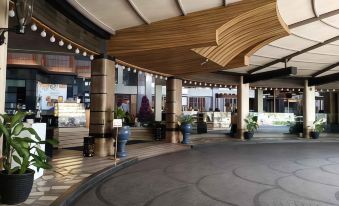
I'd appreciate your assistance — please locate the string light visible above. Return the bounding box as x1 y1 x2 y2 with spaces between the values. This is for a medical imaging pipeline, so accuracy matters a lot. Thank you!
58 40 64 46
184 80 187 84
8 8 15 18
67 44 72 50
40 30 46 37
49 35 55 43
90 55 94 60
133 69 137 73
30 23 37 31
127 67 131 71
82 51 87 57
75 48 80 54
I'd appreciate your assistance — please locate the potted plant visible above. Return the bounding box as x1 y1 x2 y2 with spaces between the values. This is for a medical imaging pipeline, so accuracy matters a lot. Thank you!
0 112 58 204
310 119 325 139
178 114 194 144
115 108 131 157
244 115 259 140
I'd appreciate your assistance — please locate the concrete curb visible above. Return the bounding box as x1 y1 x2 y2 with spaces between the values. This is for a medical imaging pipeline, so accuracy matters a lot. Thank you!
50 157 138 206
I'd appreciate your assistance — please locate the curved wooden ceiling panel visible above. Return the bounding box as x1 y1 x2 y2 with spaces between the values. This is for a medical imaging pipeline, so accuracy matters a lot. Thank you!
108 0 289 76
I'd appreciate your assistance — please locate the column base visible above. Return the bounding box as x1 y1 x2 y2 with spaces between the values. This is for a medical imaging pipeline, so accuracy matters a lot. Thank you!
94 138 114 157
303 128 312 139
166 131 182 143
237 129 245 140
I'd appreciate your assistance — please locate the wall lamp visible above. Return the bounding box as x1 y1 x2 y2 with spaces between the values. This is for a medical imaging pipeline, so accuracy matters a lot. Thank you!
0 0 34 46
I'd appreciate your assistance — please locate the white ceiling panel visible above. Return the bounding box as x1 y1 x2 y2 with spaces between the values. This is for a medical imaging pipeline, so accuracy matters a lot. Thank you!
290 21 339 42
310 44 339 56
314 0 339 15
131 0 181 23
180 0 223 14
71 0 143 31
287 61 330 70
249 56 275 65
297 69 318 76
321 16 339 30
277 0 314 25
293 53 339 64
254 45 296 58
225 65 253 73
269 35 317 51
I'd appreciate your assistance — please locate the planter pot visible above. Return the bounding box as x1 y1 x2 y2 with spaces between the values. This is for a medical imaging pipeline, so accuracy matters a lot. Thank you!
180 123 192 144
310 131 320 139
244 132 254 140
117 126 131 157
0 169 34 205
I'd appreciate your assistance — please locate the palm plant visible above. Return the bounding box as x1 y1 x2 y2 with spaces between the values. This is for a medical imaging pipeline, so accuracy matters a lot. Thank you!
244 115 259 133
0 111 58 174
177 114 194 126
313 118 325 133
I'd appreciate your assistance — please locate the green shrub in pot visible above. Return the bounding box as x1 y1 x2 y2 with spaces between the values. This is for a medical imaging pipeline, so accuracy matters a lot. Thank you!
0 111 58 204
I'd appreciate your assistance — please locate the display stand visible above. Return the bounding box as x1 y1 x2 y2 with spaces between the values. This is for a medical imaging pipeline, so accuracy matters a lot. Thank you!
112 119 122 165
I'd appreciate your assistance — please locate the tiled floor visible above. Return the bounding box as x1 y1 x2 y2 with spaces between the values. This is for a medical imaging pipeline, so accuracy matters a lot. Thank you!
0 142 189 206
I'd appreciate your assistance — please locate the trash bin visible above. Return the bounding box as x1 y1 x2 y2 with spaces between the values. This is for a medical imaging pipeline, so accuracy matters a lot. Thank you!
83 136 94 157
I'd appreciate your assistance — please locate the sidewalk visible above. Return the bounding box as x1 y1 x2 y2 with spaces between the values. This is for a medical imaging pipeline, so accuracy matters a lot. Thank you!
0 142 189 206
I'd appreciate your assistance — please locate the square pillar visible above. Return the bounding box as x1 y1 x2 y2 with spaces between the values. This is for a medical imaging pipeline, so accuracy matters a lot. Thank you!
254 89 264 113
154 84 162 121
329 93 336 124
89 55 115 157
303 80 315 139
0 0 9 169
166 78 182 143
237 76 249 140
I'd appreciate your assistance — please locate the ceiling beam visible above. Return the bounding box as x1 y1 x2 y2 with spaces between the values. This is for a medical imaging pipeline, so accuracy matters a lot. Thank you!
127 0 151 24
176 0 187 16
248 35 339 74
289 9 339 29
244 67 297 83
311 62 339 77
309 72 339 86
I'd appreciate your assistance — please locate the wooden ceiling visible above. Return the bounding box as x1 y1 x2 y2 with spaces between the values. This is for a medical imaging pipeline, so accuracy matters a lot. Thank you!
107 0 290 76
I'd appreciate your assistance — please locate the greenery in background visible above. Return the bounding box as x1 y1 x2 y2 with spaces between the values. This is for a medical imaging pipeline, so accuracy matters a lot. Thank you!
288 121 303 134
314 119 326 133
178 114 194 126
244 115 259 133
116 107 126 119
0 112 58 175
272 121 290 126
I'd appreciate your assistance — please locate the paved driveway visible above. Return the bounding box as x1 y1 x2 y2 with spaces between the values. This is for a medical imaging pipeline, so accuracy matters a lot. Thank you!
75 142 339 206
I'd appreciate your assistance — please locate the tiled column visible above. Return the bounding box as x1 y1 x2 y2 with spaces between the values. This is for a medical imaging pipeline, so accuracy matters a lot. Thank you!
166 78 182 143
254 89 263 113
303 80 315 139
154 84 162 121
237 76 249 140
89 55 115 157
0 0 9 168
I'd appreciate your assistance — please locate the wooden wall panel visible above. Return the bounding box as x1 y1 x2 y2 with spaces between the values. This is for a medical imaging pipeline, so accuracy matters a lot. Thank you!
108 0 290 77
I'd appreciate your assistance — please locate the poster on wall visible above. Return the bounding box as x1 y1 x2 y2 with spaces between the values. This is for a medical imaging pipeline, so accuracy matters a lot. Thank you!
37 82 67 110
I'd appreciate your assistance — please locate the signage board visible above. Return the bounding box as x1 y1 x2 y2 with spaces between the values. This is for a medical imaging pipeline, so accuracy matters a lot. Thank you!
113 119 123 128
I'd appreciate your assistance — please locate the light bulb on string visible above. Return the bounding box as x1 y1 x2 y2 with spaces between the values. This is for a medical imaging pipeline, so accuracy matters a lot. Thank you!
133 69 137 73
121 66 125 70
75 48 80 54
58 40 64 46
40 30 46 37
50 35 55 43
82 51 87 57
160 76 163 79
8 8 15 18
31 23 37 31
67 44 72 50
90 55 94 60
127 67 131 72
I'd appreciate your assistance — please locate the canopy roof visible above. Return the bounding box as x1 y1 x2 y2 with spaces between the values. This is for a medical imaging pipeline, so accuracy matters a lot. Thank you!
68 0 339 78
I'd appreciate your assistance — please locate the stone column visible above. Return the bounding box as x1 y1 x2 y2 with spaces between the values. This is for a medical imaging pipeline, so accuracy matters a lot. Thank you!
303 80 315 139
166 78 182 143
254 89 263 113
0 0 9 168
89 55 115 157
329 93 336 124
237 76 249 140
154 84 162 121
